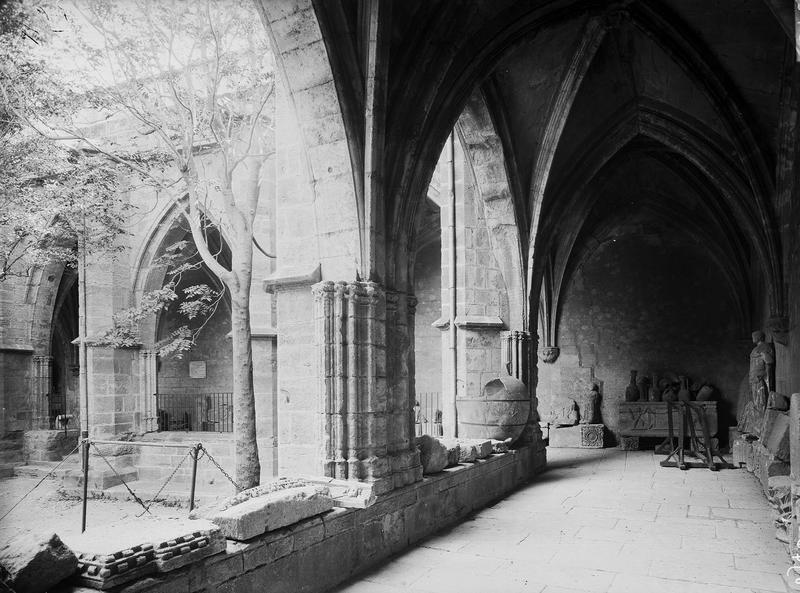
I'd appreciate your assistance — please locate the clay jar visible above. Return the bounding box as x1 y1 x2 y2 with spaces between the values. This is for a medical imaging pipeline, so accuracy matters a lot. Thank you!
696 384 715 401
677 376 692 402
625 370 640 402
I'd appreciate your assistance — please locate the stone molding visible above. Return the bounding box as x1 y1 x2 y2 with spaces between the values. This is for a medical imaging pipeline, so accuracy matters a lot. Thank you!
262 264 321 294
453 315 504 329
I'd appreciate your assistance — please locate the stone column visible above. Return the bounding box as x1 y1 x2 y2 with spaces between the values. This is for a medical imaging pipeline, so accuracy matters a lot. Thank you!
313 281 420 495
137 350 157 433
33 355 53 429
501 331 532 386
385 291 423 489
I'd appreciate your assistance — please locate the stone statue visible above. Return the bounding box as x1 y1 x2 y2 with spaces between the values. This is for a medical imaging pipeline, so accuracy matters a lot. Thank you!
738 330 775 434
578 385 600 424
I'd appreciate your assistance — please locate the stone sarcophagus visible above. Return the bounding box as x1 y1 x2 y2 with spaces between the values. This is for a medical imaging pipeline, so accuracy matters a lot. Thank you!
618 402 718 437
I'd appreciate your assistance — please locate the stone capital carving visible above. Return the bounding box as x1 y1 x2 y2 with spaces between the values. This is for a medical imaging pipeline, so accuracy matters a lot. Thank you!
538 346 560 363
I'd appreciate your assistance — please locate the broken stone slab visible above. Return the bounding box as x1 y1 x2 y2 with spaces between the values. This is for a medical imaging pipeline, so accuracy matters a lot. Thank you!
62 517 226 588
296 475 377 508
62 524 158 590
0 531 77 593
440 438 492 462
460 438 493 459
441 439 476 462
197 483 334 541
445 442 461 467
762 410 790 462
148 518 226 573
415 435 449 474
491 438 512 453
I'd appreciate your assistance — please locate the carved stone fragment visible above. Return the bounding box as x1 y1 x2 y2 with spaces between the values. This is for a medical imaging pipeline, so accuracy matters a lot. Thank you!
197 482 333 541
415 435 449 474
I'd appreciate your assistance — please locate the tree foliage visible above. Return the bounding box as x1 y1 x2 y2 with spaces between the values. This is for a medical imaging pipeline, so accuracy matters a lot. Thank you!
0 0 276 488
0 0 127 281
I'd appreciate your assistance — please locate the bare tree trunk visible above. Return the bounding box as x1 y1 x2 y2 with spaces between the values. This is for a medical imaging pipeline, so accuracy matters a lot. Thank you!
231 293 260 489
231 235 260 490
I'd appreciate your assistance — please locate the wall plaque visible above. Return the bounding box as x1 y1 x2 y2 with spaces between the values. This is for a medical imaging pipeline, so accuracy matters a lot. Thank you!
189 361 207 379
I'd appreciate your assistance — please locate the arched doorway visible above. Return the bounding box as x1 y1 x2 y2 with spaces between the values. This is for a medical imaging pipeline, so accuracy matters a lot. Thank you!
49 268 79 429
151 224 234 433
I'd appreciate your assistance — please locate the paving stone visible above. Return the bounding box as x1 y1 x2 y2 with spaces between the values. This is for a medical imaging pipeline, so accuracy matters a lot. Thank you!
330 449 790 593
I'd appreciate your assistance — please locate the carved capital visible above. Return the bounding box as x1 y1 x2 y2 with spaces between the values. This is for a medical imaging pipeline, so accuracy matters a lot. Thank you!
538 346 560 363
311 280 335 301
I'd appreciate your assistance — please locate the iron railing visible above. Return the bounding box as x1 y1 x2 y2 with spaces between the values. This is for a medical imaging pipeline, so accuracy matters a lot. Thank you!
48 392 67 429
155 392 233 433
415 391 443 436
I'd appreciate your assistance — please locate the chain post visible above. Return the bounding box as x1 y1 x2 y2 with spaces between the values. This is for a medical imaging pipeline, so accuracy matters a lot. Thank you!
81 432 89 533
189 443 201 512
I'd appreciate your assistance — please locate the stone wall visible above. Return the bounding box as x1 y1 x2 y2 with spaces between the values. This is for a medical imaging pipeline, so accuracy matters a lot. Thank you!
0 350 33 433
413 242 442 397
69 443 546 593
538 235 749 441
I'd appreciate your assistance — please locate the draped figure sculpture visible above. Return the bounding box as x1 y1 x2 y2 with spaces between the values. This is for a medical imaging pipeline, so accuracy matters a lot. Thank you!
737 330 775 435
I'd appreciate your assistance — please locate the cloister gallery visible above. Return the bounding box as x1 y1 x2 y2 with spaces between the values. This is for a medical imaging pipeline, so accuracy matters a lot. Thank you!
0 1 799 592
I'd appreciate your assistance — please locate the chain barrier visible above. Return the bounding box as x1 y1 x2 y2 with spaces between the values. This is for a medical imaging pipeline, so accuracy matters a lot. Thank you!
136 448 194 517
199 447 242 491
0 440 82 525
90 441 150 515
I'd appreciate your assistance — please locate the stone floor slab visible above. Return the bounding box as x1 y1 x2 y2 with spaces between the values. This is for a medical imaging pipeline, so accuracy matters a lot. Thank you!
331 449 793 593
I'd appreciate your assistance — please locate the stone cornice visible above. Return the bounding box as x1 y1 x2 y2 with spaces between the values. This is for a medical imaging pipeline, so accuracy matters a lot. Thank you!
453 315 505 330
262 264 321 294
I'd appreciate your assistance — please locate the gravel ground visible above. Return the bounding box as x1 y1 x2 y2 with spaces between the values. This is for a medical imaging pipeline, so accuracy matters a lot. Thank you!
0 474 188 543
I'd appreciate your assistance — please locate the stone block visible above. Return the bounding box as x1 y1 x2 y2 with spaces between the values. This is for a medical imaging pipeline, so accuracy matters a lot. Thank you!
445 443 461 467
199 483 333 541
618 436 640 450
440 438 492 462
751 442 790 492
731 437 752 468
415 435 448 474
0 531 77 593
763 411 790 462
459 438 493 459
549 424 604 448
